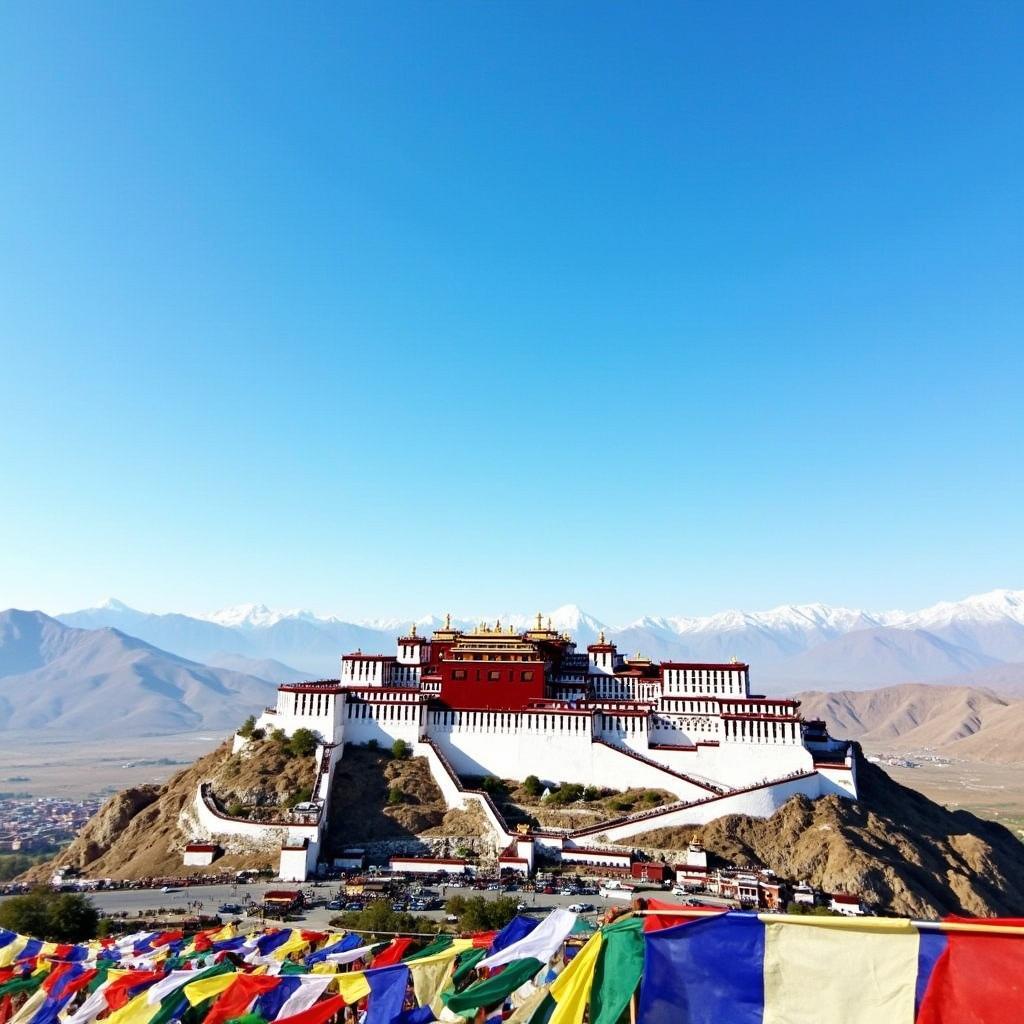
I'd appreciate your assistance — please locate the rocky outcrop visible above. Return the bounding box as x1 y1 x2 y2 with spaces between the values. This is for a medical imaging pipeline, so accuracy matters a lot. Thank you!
628 750 1024 918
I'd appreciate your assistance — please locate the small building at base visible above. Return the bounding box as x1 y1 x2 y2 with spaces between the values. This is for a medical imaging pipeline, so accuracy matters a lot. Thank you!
183 843 220 867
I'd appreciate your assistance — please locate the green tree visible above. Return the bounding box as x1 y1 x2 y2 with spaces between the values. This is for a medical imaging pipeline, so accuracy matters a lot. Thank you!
330 900 439 939
387 786 404 805
391 739 410 760
444 895 518 932
0 889 99 942
270 728 288 747
522 775 543 798
366 739 380 751
238 715 257 738
582 786 601 802
287 728 318 758
227 800 245 817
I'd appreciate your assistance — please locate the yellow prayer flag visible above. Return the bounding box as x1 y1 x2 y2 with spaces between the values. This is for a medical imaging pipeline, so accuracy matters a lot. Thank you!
335 972 371 1004
548 932 603 1024
184 972 238 1006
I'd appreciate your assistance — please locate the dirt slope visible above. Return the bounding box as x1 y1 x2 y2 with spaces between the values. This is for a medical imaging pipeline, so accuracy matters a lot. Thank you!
23 738 316 881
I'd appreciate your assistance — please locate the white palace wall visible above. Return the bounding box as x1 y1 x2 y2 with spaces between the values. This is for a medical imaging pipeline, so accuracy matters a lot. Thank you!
652 740 815 788
427 709 711 801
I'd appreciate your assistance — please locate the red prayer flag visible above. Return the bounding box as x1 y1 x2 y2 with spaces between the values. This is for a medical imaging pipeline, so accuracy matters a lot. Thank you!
369 938 415 967
639 897 725 932
104 969 166 1010
204 974 281 1024
276 994 346 1024
917 917 1024 1024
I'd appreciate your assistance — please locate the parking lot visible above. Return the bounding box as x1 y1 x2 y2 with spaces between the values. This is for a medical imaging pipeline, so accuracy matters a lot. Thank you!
0 875 649 928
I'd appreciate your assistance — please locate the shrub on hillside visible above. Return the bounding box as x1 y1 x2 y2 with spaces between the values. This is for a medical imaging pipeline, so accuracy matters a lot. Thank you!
521 775 543 798
286 786 313 809
480 775 506 796
238 715 257 738
545 783 584 806
387 786 404 805
391 739 410 760
288 728 318 758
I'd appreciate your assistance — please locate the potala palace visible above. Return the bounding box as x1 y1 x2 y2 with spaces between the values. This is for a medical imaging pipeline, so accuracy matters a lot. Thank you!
193 616 857 880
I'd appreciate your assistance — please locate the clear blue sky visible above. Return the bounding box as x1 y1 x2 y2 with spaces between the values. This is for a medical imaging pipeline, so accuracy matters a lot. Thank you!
1 2 1021 623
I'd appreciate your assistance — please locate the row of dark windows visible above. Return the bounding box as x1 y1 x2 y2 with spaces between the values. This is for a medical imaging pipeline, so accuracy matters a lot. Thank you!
450 669 534 682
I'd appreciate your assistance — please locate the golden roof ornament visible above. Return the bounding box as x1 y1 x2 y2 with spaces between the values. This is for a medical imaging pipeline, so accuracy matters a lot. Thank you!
444 612 451 630
598 629 606 644
547 617 552 631
536 611 543 630
495 618 501 632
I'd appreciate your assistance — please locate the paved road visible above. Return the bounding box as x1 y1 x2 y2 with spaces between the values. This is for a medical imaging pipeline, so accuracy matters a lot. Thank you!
1 881 647 929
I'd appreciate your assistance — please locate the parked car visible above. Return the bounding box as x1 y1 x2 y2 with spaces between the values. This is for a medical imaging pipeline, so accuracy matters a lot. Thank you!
218 903 242 914
344 901 364 911
326 900 342 911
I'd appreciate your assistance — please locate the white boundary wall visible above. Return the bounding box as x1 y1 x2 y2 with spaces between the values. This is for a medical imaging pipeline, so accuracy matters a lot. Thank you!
578 772 828 843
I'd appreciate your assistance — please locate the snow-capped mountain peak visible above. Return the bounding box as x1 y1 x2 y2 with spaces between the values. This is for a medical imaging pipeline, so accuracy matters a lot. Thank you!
202 603 322 630
897 589 1024 630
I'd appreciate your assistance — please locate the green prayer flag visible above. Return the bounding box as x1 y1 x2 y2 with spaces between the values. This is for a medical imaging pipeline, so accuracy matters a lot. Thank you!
451 947 488 986
589 917 645 1024
445 957 542 1015
403 935 453 962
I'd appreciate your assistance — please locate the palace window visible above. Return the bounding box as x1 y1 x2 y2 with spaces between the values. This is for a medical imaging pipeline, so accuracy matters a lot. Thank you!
453 670 466 680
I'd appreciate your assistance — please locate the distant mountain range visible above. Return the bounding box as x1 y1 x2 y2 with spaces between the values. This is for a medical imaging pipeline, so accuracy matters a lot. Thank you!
55 590 1024 689
0 610 278 737
797 684 1024 764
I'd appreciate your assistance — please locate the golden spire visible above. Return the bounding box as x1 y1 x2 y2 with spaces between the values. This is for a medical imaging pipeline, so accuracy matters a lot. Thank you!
546 617 552 631
508 623 514 634
444 612 451 630
536 611 543 630
411 623 417 638
598 629 606 644
495 618 502 632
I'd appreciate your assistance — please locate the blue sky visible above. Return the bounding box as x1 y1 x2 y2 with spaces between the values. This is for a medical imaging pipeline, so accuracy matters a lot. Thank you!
1 2 1021 623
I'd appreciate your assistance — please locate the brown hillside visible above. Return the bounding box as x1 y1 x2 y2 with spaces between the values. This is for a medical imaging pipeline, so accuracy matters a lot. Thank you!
323 746 478 851
23 738 317 882
796 684 1024 764
622 751 1024 918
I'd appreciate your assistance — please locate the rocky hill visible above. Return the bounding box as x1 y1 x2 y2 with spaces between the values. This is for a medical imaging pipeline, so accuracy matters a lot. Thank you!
23 737 318 881
624 751 1024 918
25 740 1024 917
